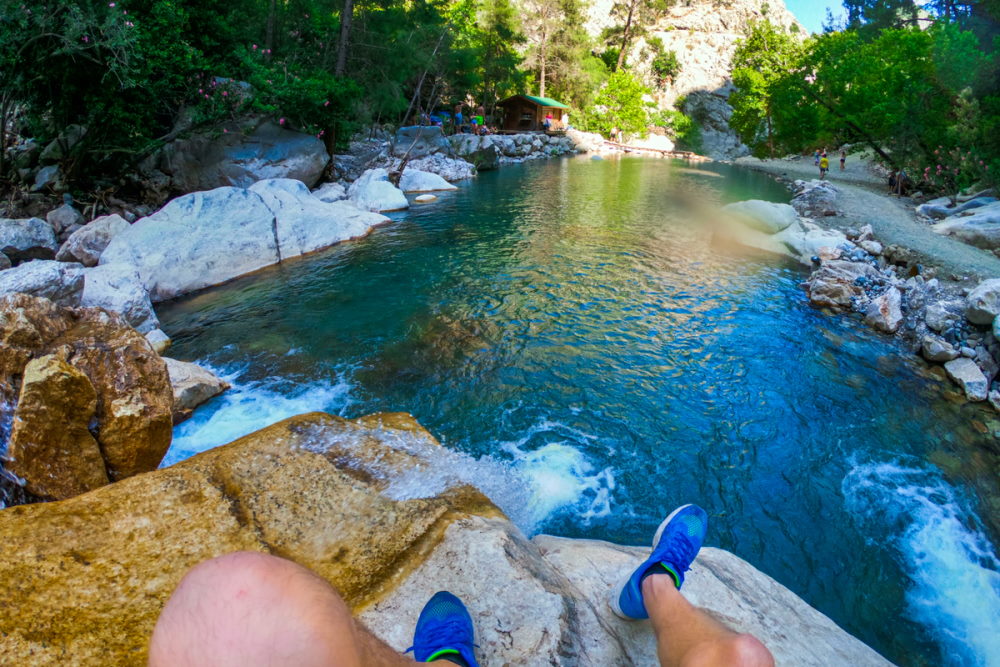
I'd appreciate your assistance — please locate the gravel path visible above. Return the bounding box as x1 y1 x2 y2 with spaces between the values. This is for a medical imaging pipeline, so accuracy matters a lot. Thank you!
735 155 1000 281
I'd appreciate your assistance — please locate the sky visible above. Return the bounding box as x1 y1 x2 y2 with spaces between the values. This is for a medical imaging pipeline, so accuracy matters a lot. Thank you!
783 0 845 34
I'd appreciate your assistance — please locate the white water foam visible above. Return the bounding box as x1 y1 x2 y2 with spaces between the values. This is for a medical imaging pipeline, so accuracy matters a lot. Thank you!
842 458 1000 666
162 365 355 467
166 372 615 533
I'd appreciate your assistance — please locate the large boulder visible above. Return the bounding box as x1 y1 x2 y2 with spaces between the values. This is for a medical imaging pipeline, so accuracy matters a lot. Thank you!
55 213 130 266
791 180 840 217
81 262 159 333
944 357 989 401
163 357 230 423
0 217 59 263
100 179 388 301
406 154 476 182
0 259 85 307
4 355 109 500
806 261 882 309
918 196 996 220
347 168 409 212
393 126 454 159
311 181 347 203
931 201 1000 249
149 121 329 193
399 169 459 193
449 135 502 171
722 200 798 234
965 278 1000 325
0 411 888 665
46 203 83 237
0 294 173 493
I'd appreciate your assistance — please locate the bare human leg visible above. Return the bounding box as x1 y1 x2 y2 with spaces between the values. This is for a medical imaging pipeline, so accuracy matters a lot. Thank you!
642 573 774 667
148 551 415 667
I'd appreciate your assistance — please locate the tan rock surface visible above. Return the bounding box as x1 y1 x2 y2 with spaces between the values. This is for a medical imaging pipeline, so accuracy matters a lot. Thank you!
5 355 108 499
0 294 173 491
0 412 498 665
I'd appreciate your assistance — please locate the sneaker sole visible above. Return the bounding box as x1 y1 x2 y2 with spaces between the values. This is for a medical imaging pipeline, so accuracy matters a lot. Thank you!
608 504 694 620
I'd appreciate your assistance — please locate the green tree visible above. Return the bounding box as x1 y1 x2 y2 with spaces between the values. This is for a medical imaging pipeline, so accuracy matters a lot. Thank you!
582 70 651 137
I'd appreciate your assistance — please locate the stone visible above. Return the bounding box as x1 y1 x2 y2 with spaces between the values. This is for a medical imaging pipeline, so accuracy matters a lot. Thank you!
414 194 438 203
944 357 989 401
148 121 330 192
531 537 892 667
0 411 886 665
145 329 172 355
0 260 85 307
864 287 903 333
80 262 160 333
0 252 9 270
961 346 976 358
777 223 854 264
347 168 409 212
4 355 108 500
38 125 87 164
399 169 459 193
721 200 799 234
0 216 59 263
406 154 476 182
926 300 961 332
163 357 230 424
790 180 839 217
45 204 83 236
0 295 173 484
806 261 881 309
989 390 1000 413
31 165 61 192
55 214 130 266
921 335 959 362
393 126 454 159
965 279 1000 325
931 201 1000 249
858 239 883 256
917 196 996 220
100 179 388 301
312 181 348 203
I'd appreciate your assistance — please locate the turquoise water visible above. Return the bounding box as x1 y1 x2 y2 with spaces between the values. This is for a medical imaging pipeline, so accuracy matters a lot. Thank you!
158 157 1000 666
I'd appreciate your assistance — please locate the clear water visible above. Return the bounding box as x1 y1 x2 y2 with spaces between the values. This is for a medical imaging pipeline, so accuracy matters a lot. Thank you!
157 157 1000 667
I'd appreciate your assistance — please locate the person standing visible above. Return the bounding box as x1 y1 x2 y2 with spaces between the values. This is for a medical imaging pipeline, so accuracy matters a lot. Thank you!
819 153 830 179
840 150 846 171
453 103 464 135
813 149 820 166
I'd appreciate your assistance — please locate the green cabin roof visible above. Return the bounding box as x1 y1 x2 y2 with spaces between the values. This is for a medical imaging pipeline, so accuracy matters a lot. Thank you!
512 95 570 109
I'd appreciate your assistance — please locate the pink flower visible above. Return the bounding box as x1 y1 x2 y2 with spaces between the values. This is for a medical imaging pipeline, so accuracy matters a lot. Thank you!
198 88 203 93
223 129 228 133
222 91 228 97
204 94 209 99
109 2 115 6
253 44 258 50
82 35 89 42
279 118 286 125
324 100 330 107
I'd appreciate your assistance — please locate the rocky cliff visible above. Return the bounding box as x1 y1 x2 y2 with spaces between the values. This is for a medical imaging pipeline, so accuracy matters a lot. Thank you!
586 0 804 159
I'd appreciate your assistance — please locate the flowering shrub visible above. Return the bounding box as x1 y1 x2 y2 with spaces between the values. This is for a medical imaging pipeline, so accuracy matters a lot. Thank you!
919 145 994 194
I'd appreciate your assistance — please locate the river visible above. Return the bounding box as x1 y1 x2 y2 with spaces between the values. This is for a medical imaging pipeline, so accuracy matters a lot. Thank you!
157 156 1000 667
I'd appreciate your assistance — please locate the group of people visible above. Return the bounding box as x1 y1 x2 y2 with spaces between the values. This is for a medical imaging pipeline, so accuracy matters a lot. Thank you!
422 104 491 136
813 148 847 179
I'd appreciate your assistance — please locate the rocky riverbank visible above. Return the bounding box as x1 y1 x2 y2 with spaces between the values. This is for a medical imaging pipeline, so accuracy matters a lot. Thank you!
718 178 1000 441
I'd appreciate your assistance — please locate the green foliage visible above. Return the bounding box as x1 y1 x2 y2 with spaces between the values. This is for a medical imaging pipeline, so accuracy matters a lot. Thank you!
581 70 651 138
646 37 680 87
650 109 701 152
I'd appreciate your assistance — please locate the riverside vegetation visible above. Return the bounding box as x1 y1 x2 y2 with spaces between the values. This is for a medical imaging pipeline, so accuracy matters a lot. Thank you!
2 0 1000 665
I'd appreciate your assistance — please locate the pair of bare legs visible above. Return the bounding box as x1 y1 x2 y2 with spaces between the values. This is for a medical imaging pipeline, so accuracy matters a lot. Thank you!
149 551 773 667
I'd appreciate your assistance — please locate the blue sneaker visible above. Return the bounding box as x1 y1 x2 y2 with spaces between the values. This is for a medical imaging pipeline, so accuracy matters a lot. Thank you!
406 591 479 666
610 504 708 620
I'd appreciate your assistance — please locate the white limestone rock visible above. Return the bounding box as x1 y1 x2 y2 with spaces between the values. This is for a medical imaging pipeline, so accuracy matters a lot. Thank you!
864 287 903 333
163 357 230 424
722 200 799 234
46 204 83 236
347 168 410 212
926 300 962 332
399 169 459 193
145 329 171 355
806 261 881 309
81 263 159 333
931 201 1000 249
0 259 84 307
311 182 347 203
0 217 58 262
101 179 389 301
55 214 130 266
921 336 959 362
965 279 1000 325
944 357 989 401
406 154 476 182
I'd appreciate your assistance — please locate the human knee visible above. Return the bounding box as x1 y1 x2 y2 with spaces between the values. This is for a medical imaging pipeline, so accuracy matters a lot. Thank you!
723 634 774 667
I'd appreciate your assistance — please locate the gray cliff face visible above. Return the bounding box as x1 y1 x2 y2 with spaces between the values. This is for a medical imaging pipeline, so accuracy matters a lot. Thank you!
586 0 804 159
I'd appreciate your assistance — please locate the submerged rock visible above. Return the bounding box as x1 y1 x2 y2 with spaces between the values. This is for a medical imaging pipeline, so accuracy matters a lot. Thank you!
0 294 173 489
0 411 888 665
164 357 230 424
4 354 108 500
55 213 130 266
944 357 989 401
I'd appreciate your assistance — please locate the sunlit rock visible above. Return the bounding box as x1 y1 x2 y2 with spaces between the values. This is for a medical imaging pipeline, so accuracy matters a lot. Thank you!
164 357 230 424
944 357 989 402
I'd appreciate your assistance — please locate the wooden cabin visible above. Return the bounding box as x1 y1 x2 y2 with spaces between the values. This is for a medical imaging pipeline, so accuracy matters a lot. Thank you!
497 95 570 133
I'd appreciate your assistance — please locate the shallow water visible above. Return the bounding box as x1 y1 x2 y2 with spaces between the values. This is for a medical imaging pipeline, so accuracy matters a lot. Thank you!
158 157 1000 666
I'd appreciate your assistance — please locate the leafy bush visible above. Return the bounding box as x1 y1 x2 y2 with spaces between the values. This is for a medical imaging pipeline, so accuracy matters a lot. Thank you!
651 109 702 152
580 71 651 138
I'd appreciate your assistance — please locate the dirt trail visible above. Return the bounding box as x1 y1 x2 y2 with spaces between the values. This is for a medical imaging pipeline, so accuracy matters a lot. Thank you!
735 155 1000 281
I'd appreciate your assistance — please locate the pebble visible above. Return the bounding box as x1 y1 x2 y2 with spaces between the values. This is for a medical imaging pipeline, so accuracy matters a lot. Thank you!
961 346 977 358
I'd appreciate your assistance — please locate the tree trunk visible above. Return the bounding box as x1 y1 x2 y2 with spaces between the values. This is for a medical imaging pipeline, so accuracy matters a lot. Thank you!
265 0 276 53
335 0 354 77
539 30 548 97
615 0 636 72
